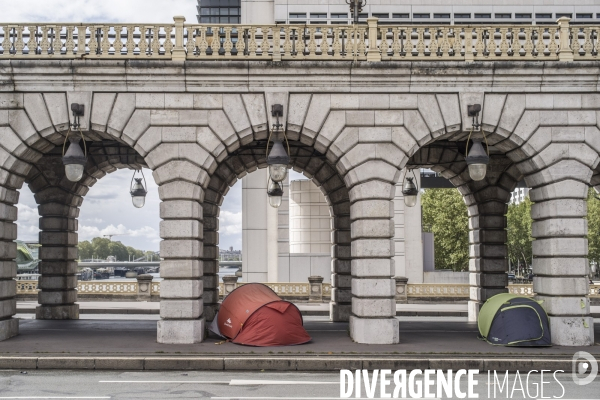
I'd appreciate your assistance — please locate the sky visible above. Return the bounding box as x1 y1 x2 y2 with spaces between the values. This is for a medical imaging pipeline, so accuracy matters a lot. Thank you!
0 1 199 24
8 1 307 253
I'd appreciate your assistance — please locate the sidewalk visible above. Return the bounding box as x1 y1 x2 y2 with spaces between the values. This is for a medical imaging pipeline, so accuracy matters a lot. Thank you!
0 317 598 372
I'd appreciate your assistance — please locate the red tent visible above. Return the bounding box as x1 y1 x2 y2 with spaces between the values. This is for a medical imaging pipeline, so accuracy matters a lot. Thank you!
214 283 311 346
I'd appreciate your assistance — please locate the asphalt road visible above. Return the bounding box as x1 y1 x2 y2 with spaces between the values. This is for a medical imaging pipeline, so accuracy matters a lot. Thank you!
0 370 597 399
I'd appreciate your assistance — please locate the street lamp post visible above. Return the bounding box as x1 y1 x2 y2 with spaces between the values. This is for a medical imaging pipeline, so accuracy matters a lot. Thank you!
346 0 366 25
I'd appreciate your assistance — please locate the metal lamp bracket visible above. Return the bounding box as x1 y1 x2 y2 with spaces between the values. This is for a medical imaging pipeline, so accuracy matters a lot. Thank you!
271 104 284 132
467 104 482 130
70 103 85 130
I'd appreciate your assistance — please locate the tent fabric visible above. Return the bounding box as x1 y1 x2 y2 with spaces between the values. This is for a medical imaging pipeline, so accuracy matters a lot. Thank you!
216 283 311 346
478 293 551 347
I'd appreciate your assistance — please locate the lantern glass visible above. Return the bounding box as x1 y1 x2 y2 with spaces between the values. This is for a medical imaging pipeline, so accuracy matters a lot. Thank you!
402 176 418 208
404 193 417 207
65 163 84 182
269 164 288 182
468 163 487 181
269 195 282 208
132 195 146 208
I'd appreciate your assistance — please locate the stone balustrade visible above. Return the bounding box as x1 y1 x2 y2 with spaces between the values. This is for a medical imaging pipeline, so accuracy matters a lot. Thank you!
16 280 600 301
0 18 597 62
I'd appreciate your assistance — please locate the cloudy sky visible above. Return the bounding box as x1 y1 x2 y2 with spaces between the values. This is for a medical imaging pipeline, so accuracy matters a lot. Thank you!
8 1 307 253
1 0 199 23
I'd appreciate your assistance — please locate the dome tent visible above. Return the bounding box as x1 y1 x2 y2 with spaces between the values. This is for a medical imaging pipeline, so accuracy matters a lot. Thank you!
210 283 311 346
478 293 551 346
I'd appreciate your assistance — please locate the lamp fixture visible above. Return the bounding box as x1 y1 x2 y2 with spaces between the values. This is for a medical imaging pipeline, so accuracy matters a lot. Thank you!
401 169 419 207
267 179 284 208
465 104 490 181
266 104 290 208
130 170 148 208
61 103 87 182
266 104 290 183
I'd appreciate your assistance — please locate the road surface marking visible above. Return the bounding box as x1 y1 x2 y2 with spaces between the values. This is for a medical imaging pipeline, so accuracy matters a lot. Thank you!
229 380 338 385
99 380 229 384
0 398 111 399
212 398 441 400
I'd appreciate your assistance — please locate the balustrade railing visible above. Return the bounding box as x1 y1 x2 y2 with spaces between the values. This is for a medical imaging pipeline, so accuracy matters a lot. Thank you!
15 281 600 299
0 18 597 61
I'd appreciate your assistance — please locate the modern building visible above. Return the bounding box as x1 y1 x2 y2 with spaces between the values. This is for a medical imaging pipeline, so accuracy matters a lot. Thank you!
198 0 600 25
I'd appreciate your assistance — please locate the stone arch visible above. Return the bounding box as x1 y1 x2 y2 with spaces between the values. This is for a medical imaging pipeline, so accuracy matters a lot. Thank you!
26 142 146 320
0 92 156 341
1 90 598 346
199 140 352 323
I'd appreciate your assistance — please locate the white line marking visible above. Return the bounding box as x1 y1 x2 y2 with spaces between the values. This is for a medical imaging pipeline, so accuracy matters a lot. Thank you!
99 380 229 384
0 398 111 399
229 380 338 386
211 398 442 400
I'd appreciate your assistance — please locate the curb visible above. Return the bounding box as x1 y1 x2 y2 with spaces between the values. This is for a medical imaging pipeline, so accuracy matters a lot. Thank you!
0 356 578 372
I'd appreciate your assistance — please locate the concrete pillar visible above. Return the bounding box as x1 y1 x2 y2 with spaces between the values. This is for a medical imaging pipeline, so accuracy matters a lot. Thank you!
0 186 19 341
530 181 594 346
393 172 424 283
349 181 399 344
277 175 290 281
241 169 278 282
157 198 204 344
36 202 80 320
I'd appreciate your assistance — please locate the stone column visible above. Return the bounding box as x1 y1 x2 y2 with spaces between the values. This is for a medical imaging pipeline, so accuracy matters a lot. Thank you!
349 181 398 344
530 181 594 346
201 202 220 322
36 202 80 320
157 197 204 344
330 207 351 321
0 186 18 341
467 188 510 322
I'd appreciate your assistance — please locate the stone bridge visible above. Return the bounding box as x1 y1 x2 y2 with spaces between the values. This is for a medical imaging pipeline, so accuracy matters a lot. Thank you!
0 18 599 346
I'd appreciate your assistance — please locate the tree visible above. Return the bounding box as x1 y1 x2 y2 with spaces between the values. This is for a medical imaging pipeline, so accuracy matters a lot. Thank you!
108 241 129 261
506 197 533 273
91 237 111 259
421 188 469 271
78 237 151 261
587 188 600 264
78 240 94 260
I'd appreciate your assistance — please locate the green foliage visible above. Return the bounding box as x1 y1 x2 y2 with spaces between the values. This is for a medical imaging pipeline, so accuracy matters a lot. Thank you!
587 189 600 264
77 237 150 261
506 197 533 269
421 188 469 271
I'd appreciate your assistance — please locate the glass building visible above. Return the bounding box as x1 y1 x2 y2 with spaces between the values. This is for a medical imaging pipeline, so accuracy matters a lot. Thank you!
197 0 241 24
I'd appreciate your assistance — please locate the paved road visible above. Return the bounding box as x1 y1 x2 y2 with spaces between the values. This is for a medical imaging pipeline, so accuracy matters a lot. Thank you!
0 370 597 399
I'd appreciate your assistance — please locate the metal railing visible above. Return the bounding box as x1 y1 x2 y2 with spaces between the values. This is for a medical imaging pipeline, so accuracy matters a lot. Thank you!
0 17 597 62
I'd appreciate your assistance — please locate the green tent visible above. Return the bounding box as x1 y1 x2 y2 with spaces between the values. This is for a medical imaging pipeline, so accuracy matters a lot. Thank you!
478 293 551 346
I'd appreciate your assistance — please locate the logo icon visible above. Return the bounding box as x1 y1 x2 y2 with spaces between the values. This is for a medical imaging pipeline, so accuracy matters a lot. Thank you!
227 318 231 324
572 351 598 386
